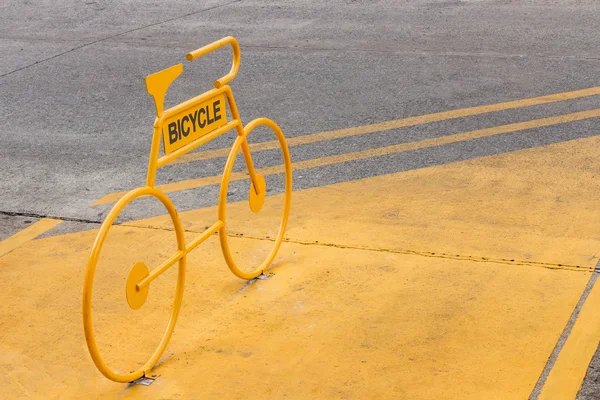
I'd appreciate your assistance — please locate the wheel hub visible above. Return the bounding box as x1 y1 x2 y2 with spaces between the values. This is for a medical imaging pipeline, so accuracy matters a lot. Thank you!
126 262 150 310
249 173 266 213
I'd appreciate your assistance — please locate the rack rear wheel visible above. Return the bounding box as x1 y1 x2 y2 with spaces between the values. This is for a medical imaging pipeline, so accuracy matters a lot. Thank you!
82 186 186 383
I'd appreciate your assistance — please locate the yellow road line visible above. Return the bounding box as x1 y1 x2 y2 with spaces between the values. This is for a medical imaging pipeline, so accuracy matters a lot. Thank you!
91 108 600 206
539 277 600 399
0 218 63 257
169 86 600 165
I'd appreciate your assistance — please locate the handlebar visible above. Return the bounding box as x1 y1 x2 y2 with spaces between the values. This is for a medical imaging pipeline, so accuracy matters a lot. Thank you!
186 36 240 88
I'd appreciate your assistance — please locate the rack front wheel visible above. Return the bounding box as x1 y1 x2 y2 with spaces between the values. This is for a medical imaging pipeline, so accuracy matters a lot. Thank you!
218 118 292 280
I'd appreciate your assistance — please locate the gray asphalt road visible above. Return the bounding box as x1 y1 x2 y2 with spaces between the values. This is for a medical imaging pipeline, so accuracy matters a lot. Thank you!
1 0 599 397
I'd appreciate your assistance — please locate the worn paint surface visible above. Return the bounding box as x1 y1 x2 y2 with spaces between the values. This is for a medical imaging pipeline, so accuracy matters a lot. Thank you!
0 218 62 257
0 229 589 399
3 135 600 397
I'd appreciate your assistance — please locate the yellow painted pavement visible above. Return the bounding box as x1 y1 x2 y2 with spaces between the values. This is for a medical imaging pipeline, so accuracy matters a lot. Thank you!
131 135 600 271
3 135 600 398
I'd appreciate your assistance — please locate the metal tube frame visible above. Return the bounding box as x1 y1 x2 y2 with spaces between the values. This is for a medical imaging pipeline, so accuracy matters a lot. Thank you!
142 37 263 285
83 36 293 383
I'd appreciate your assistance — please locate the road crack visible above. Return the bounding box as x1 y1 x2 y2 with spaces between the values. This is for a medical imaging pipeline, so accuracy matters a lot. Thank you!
0 0 241 78
0 210 102 224
3 214 594 273
121 222 597 273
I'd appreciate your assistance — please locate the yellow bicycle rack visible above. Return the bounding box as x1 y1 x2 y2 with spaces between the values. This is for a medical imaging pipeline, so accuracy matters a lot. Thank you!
82 36 293 383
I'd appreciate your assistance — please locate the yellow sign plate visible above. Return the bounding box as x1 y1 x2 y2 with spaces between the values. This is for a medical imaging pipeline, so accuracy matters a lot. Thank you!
162 93 227 154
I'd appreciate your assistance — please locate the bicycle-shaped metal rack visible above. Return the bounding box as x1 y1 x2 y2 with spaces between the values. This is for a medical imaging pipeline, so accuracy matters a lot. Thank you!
82 37 292 382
